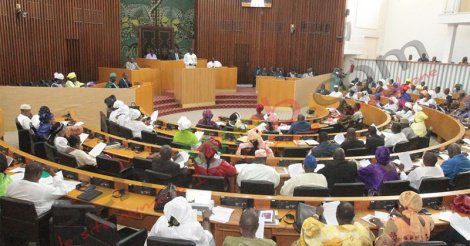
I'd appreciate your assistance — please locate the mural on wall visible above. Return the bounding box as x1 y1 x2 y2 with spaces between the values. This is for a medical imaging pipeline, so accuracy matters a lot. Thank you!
120 0 195 63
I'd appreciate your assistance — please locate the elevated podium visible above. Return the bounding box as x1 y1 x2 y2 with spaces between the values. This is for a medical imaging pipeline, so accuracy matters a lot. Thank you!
98 67 160 95
174 68 216 108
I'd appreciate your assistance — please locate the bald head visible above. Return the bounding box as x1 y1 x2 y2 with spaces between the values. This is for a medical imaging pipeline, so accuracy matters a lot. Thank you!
336 202 355 225
346 128 357 140
239 208 259 238
447 143 461 158
159 145 173 161
333 148 345 161
422 151 437 167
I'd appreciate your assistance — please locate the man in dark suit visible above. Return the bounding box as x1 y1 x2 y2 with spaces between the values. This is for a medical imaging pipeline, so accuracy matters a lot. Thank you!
118 73 132 88
340 128 365 153
151 145 190 187
287 114 311 134
365 126 384 154
318 148 357 190
168 47 181 60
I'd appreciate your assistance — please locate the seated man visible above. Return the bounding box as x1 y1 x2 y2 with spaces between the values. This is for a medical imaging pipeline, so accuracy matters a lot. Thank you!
384 123 408 147
145 49 157 60
125 57 140 70
329 85 343 98
236 150 280 188
7 162 68 215
64 72 84 88
126 109 153 139
399 151 444 190
105 72 119 88
365 126 384 153
316 84 329 95
399 118 416 140
17 104 33 130
287 114 311 134
318 148 358 190
207 57 222 68
118 73 132 88
66 135 97 167
298 202 375 245
441 144 470 186
340 128 365 152
183 48 198 67
223 208 276 246
309 131 339 157
280 155 327 196
150 145 190 187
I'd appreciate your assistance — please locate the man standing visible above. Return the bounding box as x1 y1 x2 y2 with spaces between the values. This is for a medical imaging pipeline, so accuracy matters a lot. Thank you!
118 73 132 88
184 48 198 67
7 162 68 215
17 104 33 130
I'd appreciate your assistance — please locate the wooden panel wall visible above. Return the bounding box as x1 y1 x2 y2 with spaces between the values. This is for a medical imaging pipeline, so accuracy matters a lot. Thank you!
0 0 120 86
196 0 346 83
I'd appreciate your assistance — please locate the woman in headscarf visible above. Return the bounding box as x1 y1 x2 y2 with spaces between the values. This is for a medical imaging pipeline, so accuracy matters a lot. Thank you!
358 147 399 195
373 191 434 245
173 116 199 147
146 197 215 246
126 108 153 139
36 107 55 140
225 112 246 131
337 105 355 131
194 138 236 178
235 128 274 157
116 104 131 126
197 109 220 130
410 104 428 137
48 122 84 153
251 104 265 120
109 100 125 123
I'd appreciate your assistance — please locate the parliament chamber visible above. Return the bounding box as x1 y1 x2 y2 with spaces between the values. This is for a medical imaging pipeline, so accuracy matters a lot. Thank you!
0 0 469 245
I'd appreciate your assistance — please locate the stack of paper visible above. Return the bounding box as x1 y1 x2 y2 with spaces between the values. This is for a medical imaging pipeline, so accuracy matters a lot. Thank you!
89 142 107 157
374 211 390 220
293 140 306 146
173 151 190 168
450 213 470 240
195 131 204 141
323 201 340 225
278 125 291 131
305 139 319 146
79 133 89 143
398 152 413 171
210 206 234 224
334 133 345 144
274 166 288 175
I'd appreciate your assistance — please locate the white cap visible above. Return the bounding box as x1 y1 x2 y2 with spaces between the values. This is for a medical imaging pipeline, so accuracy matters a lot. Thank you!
129 109 141 120
177 116 192 130
113 100 124 109
20 104 31 110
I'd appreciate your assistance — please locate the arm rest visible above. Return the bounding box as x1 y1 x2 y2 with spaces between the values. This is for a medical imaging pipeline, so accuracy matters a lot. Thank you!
118 229 147 246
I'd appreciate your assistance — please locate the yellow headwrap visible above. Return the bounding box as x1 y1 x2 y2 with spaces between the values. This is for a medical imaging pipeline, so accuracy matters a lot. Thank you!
67 72 77 79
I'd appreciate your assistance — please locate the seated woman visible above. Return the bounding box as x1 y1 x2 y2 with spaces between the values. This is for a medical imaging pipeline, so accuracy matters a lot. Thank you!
251 104 265 120
225 112 246 131
351 103 363 127
36 107 55 140
126 109 153 139
48 122 84 152
197 109 220 130
410 104 428 137
337 105 355 130
358 147 399 195
147 197 215 245
173 116 199 147
194 138 236 178
368 94 383 108
235 128 274 157
0 153 13 196
372 191 434 245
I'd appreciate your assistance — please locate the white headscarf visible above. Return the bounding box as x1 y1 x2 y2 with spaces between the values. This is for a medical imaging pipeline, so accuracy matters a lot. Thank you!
54 72 64 80
178 116 192 130
129 109 141 120
113 100 124 109
147 197 214 246
413 103 423 113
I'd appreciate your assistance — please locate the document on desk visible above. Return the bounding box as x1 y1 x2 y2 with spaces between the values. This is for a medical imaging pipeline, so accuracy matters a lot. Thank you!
305 139 319 146
278 125 291 131
398 152 413 171
195 131 204 141
79 133 89 143
174 151 190 168
359 159 371 168
89 142 107 157
334 133 345 145
450 213 470 240
210 206 234 224
323 201 340 225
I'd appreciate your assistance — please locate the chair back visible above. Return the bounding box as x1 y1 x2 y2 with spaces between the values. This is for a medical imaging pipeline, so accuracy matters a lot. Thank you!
57 151 79 179
29 131 46 159
282 148 309 158
119 125 134 139
380 180 411 196
96 156 122 176
17 128 32 153
419 177 449 193
50 201 95 246
331 182 366 197
293 186 329 197
0 196 48 242
346 147 370 156
240 180 275 195
108 121 120 136
191 175 226 192
393 141 413 153
44 141 58 162
454 171 470 190
84 213 120 245
147 236 196 246
132 157 153 170
100 112 109 133
415 136 430 149
144 170 172 185
141 130 159 144
156 134 173 146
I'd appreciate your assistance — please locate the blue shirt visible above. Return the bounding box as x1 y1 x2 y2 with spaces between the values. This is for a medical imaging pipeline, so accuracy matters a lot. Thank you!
288 121 311 134
400 92 411 102
310 142 340 157
441 154 470 185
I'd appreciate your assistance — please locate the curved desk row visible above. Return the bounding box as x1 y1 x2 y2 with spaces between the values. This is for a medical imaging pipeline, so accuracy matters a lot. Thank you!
0 139 468 246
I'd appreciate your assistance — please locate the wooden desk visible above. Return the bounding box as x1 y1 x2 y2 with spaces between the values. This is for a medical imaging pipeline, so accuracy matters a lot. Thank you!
97 67 160 96
0 108 4 140
174 68 216 108
213 67 238 92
